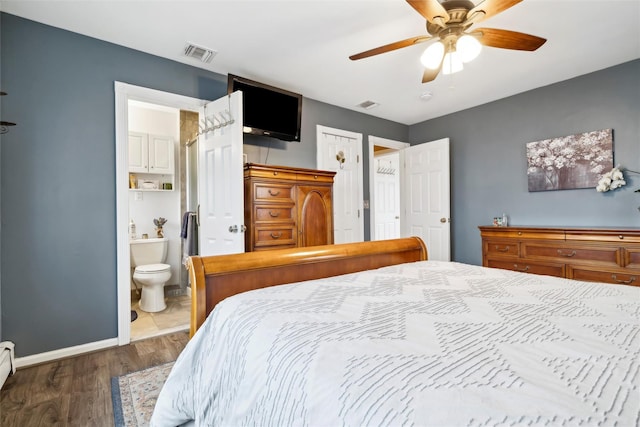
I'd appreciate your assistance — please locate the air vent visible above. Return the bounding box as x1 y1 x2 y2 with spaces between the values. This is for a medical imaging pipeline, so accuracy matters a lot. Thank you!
357 100 380 110
183 43 217 63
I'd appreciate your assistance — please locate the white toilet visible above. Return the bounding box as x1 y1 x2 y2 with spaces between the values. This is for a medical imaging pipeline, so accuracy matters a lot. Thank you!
130 237 172 312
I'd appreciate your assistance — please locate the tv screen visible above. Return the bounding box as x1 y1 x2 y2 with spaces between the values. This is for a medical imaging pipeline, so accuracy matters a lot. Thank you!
227 74 302 142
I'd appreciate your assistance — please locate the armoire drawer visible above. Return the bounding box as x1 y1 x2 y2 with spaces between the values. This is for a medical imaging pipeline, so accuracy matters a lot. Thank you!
253 183 295 203
254 205 295 222
487 259 565 278
521 243 620 266
254 226 297 248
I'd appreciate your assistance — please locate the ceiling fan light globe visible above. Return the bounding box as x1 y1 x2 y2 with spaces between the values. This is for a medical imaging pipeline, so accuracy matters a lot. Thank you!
457 35 482 63
442 51 463 75
420 41 445 69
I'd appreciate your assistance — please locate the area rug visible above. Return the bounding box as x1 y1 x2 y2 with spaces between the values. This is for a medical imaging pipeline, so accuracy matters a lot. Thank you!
111 361 174 426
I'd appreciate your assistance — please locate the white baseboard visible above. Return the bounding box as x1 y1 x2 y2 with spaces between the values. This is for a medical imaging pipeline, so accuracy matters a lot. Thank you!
14 338 119 369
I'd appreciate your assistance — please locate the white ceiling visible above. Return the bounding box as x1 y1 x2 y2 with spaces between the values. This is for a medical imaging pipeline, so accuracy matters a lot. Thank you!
2 0 639 125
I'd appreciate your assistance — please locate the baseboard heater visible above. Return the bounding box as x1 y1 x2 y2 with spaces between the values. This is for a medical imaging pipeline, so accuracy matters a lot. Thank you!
0 341 16 390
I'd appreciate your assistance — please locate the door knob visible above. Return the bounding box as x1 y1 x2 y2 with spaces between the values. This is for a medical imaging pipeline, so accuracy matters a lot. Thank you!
440 217 447 223
229 225 246 233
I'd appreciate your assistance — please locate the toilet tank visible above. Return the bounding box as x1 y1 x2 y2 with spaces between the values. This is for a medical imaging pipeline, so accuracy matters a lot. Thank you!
130 237 169 267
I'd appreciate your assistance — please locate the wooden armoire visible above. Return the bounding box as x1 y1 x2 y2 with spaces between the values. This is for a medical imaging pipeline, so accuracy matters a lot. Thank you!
244 163 335 251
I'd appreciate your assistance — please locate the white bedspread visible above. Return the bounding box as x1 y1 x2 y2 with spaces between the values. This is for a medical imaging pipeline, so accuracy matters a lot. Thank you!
151 261 640 426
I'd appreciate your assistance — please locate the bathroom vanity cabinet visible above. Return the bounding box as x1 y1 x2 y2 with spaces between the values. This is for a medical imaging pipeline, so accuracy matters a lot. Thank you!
244 163 335 251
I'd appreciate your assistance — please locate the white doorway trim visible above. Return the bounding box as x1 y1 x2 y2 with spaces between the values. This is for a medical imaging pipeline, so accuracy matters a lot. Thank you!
114 82 207 345
368 136 409 241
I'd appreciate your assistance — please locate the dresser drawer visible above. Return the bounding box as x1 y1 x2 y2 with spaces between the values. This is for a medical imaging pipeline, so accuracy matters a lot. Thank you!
567 266 638 287
487 259 565 278
255 205 294 222
484 240 519 257
522 242 620 266
624 248 640 270
254 226 297 248
253 183 294 203
565 230 640 244
480 228 564 241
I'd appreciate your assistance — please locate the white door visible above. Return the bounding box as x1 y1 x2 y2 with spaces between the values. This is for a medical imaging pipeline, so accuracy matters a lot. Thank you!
316 125 364 243
374 151 401 240
197 91 245 256
401 138 451 261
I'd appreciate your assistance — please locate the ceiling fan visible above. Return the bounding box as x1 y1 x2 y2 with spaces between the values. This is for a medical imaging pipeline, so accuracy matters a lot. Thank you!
349 0 546 83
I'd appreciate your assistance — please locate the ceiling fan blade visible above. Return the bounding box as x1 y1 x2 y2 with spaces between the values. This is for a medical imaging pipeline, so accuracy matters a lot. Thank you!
349 35 432 60
475 28 546 51
467 0 523 23
406 0 450 27
422 59 443 83
422 67 440 83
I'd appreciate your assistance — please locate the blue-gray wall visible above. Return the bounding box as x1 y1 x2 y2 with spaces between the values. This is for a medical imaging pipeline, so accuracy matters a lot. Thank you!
0 13 406 356
409 59 640 265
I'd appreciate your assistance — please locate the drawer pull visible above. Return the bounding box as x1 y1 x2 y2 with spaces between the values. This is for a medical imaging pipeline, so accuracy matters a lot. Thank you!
517 231 523 236
611 274 635 285
270 232 282 239
495 245 510 252
618 235 624 240
268 189 280 196
557 250 576 257
513 264 530 272
269 211 280 218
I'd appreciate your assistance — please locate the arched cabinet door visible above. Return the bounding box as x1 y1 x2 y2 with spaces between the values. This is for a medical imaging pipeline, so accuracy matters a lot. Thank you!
297 185 333 247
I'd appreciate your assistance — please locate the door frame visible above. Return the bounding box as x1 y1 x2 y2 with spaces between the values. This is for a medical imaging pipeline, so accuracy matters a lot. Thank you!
367 136 409 241
114 82 207 345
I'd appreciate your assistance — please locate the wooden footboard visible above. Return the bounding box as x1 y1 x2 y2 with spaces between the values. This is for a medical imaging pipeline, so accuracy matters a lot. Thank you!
187 237 428 336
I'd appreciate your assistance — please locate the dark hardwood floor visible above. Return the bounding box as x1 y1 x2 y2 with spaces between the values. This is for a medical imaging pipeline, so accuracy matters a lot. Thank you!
0 331 189 426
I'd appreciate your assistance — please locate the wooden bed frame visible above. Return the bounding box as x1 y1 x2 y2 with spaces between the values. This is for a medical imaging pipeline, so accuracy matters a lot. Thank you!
187 237 428 336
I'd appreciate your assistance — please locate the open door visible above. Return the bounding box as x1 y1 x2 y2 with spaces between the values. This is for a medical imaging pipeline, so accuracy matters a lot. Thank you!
401 138 450 261
197 91 245 256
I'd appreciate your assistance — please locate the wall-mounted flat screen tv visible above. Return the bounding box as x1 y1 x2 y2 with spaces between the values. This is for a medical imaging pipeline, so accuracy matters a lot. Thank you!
227 74 302 142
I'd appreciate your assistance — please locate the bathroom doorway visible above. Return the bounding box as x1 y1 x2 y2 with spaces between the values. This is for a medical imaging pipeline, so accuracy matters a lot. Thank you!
126 100 199 341
115 82 208 345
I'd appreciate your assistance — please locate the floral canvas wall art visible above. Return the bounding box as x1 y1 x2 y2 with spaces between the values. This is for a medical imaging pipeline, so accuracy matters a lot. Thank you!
526 128 613 192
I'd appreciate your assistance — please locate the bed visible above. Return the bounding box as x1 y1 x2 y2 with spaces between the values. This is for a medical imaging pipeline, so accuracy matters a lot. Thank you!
151 237 640 426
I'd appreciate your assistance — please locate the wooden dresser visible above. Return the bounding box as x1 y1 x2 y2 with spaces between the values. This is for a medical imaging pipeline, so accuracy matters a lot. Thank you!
479 226 640 287
244 163 335 251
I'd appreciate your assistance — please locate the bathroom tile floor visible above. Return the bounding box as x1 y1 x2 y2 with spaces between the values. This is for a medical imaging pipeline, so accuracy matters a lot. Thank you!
131 293 190 341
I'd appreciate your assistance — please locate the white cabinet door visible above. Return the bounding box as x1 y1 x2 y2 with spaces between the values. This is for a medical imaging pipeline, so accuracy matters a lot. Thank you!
128 132 148 173
148 134 174 174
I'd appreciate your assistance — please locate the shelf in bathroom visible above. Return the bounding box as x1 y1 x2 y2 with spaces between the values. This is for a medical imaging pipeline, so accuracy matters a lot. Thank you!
129 188 174 192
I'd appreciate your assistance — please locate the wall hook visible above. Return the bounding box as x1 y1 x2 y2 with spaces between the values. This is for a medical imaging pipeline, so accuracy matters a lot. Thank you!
336 151 346 169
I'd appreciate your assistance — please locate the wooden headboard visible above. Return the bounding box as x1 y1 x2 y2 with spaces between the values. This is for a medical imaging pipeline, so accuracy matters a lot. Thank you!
187 237 428 336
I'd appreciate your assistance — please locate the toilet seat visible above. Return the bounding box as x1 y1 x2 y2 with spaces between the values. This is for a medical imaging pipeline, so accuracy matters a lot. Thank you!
134 263 171 274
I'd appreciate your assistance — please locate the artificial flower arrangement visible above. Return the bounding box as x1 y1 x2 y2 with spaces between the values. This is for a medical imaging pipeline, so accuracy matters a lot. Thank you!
154 217 167 238
596 166 626 192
